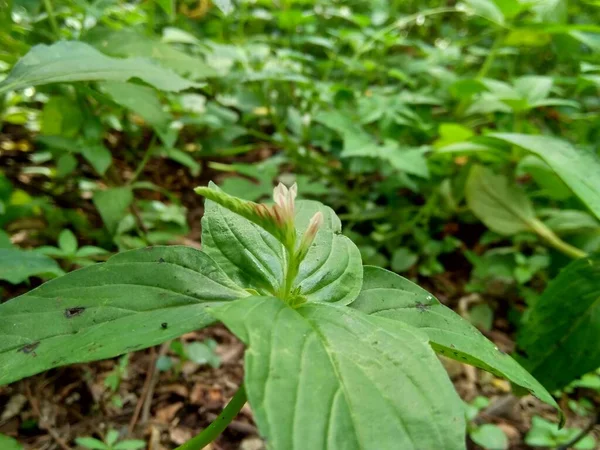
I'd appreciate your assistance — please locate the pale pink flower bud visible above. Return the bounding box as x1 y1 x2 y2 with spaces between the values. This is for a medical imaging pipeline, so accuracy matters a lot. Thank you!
296 211 324 262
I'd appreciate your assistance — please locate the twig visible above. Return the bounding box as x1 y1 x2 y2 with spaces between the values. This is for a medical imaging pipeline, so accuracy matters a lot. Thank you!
557 410 599 450
24 382 72 450
141 342 172 424
129 347 158 433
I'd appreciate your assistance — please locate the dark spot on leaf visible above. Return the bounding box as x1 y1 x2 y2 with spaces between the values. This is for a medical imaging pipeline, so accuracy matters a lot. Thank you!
452 351 459 356
19 342 40 355
161 322 168 330
158 257 165 263
415 302 430 313
65 307 86 318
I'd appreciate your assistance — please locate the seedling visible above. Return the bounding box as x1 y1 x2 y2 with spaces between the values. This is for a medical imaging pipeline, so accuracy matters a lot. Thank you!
75 429 145 450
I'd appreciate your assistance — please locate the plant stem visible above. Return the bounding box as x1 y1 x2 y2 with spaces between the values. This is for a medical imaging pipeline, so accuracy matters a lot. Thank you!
477 32 504 79
175 385 247 450
129 136 157 184
42 0 60 37
280 247 300 301
531 219 588 259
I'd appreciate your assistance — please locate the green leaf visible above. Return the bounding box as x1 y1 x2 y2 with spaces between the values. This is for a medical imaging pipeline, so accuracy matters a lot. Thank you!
93 187 134 235
351 266 560 414
0 246 246 386
56 153 78 178
466 165 536 235
58 229 78 255
99 82 171 140
391 247 418 272
0 41 201 95
471 424 509 450
516 155 572 200
0 434 23 450
464 0 505 25
201 184 363 304
213 0 234 14
185 341 220 368
517 254 600 391
542 209 600 234
212 296 466 450
491 134 600 221
0 248 64 284
316 111 429 178
41 96 83 137
105 430 119 446
513 75 553 105
113 440 147 450
75 437 108 449
81 144 113 176
89 29 216 80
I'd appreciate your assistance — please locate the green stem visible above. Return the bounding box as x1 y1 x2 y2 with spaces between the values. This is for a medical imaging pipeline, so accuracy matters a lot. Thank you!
531 219 588 259
477 32 504 79
129 136 156 184
175 385 247 450
42 0 59 37
280 247 300 301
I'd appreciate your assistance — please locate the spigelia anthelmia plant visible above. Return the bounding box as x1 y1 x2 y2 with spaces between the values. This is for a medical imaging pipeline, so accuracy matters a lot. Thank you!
0 183 560 449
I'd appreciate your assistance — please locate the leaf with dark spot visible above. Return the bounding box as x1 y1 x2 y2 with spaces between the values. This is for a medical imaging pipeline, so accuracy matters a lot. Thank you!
65 307 86 318
19 342 40 354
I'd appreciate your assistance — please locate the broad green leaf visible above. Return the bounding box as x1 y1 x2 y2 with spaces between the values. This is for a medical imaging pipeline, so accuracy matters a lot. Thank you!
201 184 363 304
0 41 201 95
0 248 64 284
517 254 600 391
351 266 560 414
89 29 216 80
0 246 246 386
466 165 536 235
93 187 134 235
0 434 22 450
212 296 466 450
99 82 171 140
491 134 600 221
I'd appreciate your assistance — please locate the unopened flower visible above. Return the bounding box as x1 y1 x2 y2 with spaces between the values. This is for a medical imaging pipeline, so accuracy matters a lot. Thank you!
272 183 297 224
296 211 324 262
